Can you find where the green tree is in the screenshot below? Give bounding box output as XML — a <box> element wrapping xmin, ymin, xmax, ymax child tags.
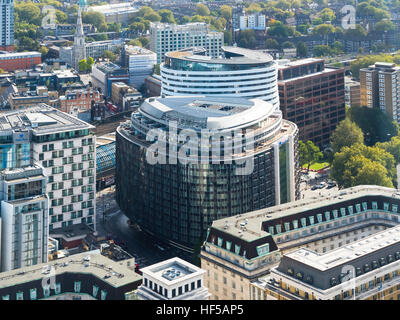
<box><xmin>374</xmin><ymin>20</ymin><xmax>395</xmax><ymax>32</ymax></box>
<box><xmin>219</xmin><ymin>5</ymin><xmax>232</xmax><ymax>20</ymax></box>
<box><xmin>319</xmin><ymin>8</ymin><xmax>336</xmax><ymax>22</ymax></box>
<box><xmin>299</xmin><ymin>140</ymin><xmax>323</xmax><ymax>171</ymax></box>
<box><xmin>265</xmin><ymin>38</ymin><xmax>280</xmax><ymax>49</ymax></box>
<box><xmin>39</xmin><ymin>46</ymin><xmax>49</xmax><ymax>58</ymax></box>
<box><xmin>223</xmin><ymin>31</ymin><xmax>232</xmax><ymax>45</ymax></box>
<box><xmin>282</xmin><ymin>41</ymin><xmax>294</xmax><ymax>48</ymax></box>
<box><xmin>14</xmin><ymin>3</ymin><xmax>41</xmax><ymax>25</ymax></box>
<box><xmin>267</xmin><ymin>21</ymin><xmax>295</xmax><ymax>37</ymax></box>
<box><xmin>313</xmin><ymin>45</ymin><xmax>332</xmax><ymax>57</ymax></box>
<box><xmin>139</xmin><ymin>37</ymin><xmax>149</xmax><ymax>47</ymax></box>
<box><xmin>56</xmin><ymin>10</ymin><xmax>68</xmax><ymax>24</ymax></box>
<box><xmin>144</xmin><ymin>12</ymin><xmax>161</xmax><ymax>22</ymax></box>
<box><xmin>376</xmin><ymin>136</ymin><xmax>400</xmax><ymax>163</ymax></box>
<box><xmin>158</xmin><ymin>9</ymin><xmax>175</xmax><ymax>23</ymax></box>
<box><xmin>330</xmin><ymin>118</ymin><xmax>364</xmax><ymax>153</ymax></box>
<box><xmin>296</xmin><ymin>41</ymin><xmax>308</xmax><ymax>57</ymax></box>
<box><xmin>344</xmin><ymin>24</ymin><xmax>367</xmax><ymax>39</ymax></box>
<box><xmin>78</xmin><ymin>59</ymin><xmax>88</xmax><ymax>72</ymax></box>
<box><xmin>102</xmin><ymin>50</ymin><xmax>117</xmax><ymax>62</ymax></box>
<box><xmin>129</xmin><ymin>22</ymin><xmax>145</xmax><ymax>34</ymax></box>
<box><xmin>128</xmin><ymin>39</ymin><xmax>142</xmax><ymax>47</ymax></box>
<box><xmin>348</xmin><ymin>106</ymin><xmax>398</xmax><ymax>146</ymax></box>
<box><xmin>82</xmin><ymin>11</ymin><xmax>106</xmax><ymax>30</ymax></box>
<box><xmin>238</xmin><ymin>29</ymin><xmax>256</xmax><ymax>48</ymax></box>
<box><xmin>296</xmin><ymin>24</ymin><xmax>309</xmax><ymax>35</ymax></box>
<box><xmin>312</xmin><ymin>24</ymin><xmax>335</xmax><ymax>36</ymax></box>
<box><xmin>196</xmin><ymin>3</ymin><xmax>210</xmax><ymax>16</ymax></box>
<box><xmin>331</xmin><ymin>144</ymin><xmax>395</xmax><ymax>188</ymax></box>
<box><xmin>246</xmin><ymin>3</ymin><xmax>262</xmax><ymax>13</ymax></box>
<box><xmin>107</xmin><ymin>22</ymin><xmax>121</xmax><ymax>33</ymax></box>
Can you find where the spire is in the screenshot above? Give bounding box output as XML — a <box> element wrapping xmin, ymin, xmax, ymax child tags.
<box><xmin>73</xmin><ymin>5</ymin><xmax>86</xmax><ymax>71</ymax></box>
<box><xmin>75</xmin><ymin>6</ymin><xmax>84</xmax><ymax>38</ymax></box>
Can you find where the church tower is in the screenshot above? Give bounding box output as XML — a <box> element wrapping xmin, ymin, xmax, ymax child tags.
<box><xmin>73</xmin><ymin>1</ymin><xmax>86</xmax><ymax>71</ymax></box>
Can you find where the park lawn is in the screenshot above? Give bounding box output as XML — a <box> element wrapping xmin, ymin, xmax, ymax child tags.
<box><xmin>302</xmin><ymin>161</ymin><xmax>330</xmax><ymax>171</ymax></box>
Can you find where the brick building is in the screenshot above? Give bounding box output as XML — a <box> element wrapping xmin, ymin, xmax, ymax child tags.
<box><xmin>0</xmin><ymin>52</ymin><xmax>41</xmax><ymax>72</ymax></box>
<box><xmin>277</xmin><ymin>58</ymin><xmax>345</xmax><ymax>147</ymax></box>
<box><xmin>59</xmin><ymin>89</ymin><xmax>102</xmax><ymax>114</ymax></box>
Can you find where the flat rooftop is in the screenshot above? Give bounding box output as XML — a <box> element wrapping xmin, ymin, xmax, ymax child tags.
<box><xmin>277</xmin><ymin>58</ymin><xmax>324</xmax><ymax>69</ymax></box>
<box><xmin>0</xmin><ymin>52</ymin><xmax>41</xmax><ymax>58</ymax></box>
<box><xmin>211</xmin><ymin>185</ymin><xmax>400</xmax><ymax>242</ymax></box>
<box><xmin>0</xmin><ymin>104</ymin><xmax>94</xmax><ymax>134</ymax></box>
<box><xmin>165</xmin><ymin>46</ymin><xmax>273</xmax><ymax>65</ymax></box>
<box><xmin>0</xmin><ymin>250</ymin><xmax>141</xmax><ymax>289</ymax></box>
<box><xmin>140</xmin><ymin>96</ymin><xmax>276</xmax><ymax>131</ymax></box>
<box><xmin>278</xmin><ymin>67</ymin><xmax>342</xmax><ymax>83</ymax></box>
<box><xmin>286</xmin><ymin>225</ymin><xmax>400</xmax><ymax>271</ymax></box>
<box><xmin>124</xmin><ymin>45</ymin><xmax>156</xmax><ymax>56</ymax></box>
<box><xmin>89</xmin><ymin>3</ymin><xmax>139</xmax><ymax>15</ymax></box>
<box><xmin>141</xmin><ymin>257</ymin><xmax>204</xmax><ymax>285</ymax></box>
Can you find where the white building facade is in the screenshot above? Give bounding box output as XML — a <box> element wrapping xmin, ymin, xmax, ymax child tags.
<box><xmin>136</xmin><ymin>257</ymin><xmax>210</xmax><ymax>300</ymax></box>
<box><xmin>150</xmin><ymin>22</ymin><xmax>224</xmax><ymax>64</ymax></box>
<box><xmin>123</xmin><ymin>45</ymin><xmax>157</xmax><ymax>89</ymax></box>
<box><xmin>0</xmin><ymin>165</ymin><xmax>49</xmax><ymax>272</ymax></box>
<box><xmin>160</xmin><ymin>46</ymin><xmax>280</xmax><ymax>110</ymax></box>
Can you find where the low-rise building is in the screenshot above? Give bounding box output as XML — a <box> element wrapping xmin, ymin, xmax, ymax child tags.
<box><xmin>110</xmin><ymin>82</ymin><xmax>140</xmax><ymax>109</ymax></box>
<box><xmin>0</xmin><ymin>250</ymin><xmax>142</xmax><ymax>300</ymax></box>
<box><xmin>88</xmin><ymin>3</ymin><xmax>140</xmax><ymax>24</ymax></box>
<box><xmin>9</xmin><ymin>88</ymin><xmax>50</xmax><ymax>110</ymax></box>
<box><xmin>136</xmin><ymin>257</ymin><xmax>210</xmax><ymax>300</ymax></box>
<box><xmin>59</xmin><ymin>89</ymin><xmax>102</xmax><ymax>114</ymax></box>
<box><xmin>0</xmin><ymin>52</ymin><xmax>41</xmax><ymax>72</ymax></box>
<box><xmin>91</xmin><ymin>62</ymin><xmax>129</xmax><ymax>97</ymax></box>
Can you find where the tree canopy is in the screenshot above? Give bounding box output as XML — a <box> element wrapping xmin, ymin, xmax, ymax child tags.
<box><xmin>330</xmin><ymin>143</ymin><xmax>395</xmax><ymax>188</ymax></box>
<box><xmin>299</xmin><ymin>140</ymin><xmax>323</xmax><ymax>171</ymax></box>
<box><xmin>330</xmin><ymin>118</ymin><xmax>364</xmax><ymax>153</ymax></box>
<box><xmin>348</xmin><ymin>106</ymin><xmax>399</xmax><ymax>146</ymax></box>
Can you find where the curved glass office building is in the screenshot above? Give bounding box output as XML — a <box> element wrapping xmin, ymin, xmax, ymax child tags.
<box><xmin>160</xmin><ymin>47</ymin><xmax>280</xmax><ymax>111</ymax></box>
<box><xmin>116</xmin><ymin>96</ymin><xmax>299</xmax><ymax>250</ymax></box>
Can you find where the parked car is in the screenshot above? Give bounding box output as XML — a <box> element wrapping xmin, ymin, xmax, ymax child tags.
<box><xmin>327</xmin><ymin>182</ymin><xmax>336</xmax><ymax>189</ymax></box>
<box><xmin>311</xmin><ymin>185</ymin><xmax>319</xmax><ymax>191</ymax></box>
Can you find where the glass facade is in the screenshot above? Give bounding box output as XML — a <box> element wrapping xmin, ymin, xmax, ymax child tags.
<box><xmin>0</xmin><ymin>143</ymin><xmax>30</xmax><ymax>169</ymax></box>
<box><xmin>96</xmin><ymin>142</ymin><xmax>115</xmax><ymax>174</ymax></box>
<box><xmin>116</xmin><ymin>131</ymin><xmax>278</xmax><ymax>248</ymax></box>
<box><xmin>165</xmin><ymin>57</ymin><xmax>274</xmax><ymax>72</ymax></box>
<box><xmin>279</xmin><ymin>141</ymin><xmax>290</xmax><ymax>204</ymax></box>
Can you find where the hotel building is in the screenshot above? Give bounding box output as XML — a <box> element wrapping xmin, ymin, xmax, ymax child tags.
<box><xmin>0</xmin><ymin>105</ymin><xmax>96</xmax><ymax>247</ymax></box>
<box><xmin>116</xmin><ymin>96</ymin><xmax>299</xmax><ymax>251</ymax></box>
<box><xmin>160</xmin><ymin>47</ymin><xmax>280</xmax><ymax>111</ymax></box>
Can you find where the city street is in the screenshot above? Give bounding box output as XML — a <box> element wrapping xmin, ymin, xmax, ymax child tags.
<box><xmin>300</xmin><ymin>169</ymin><xmax>339</xmax><ymax>200</ymax></box>
<box><xmin>95</xmin><ymin>187</ymin><xmax>193</xmax><ymax>268</ymax></box>
<box><xmin>93</xmin><ymin>168</ymin><xmax>338</xmax><ymax>268</ymax></box>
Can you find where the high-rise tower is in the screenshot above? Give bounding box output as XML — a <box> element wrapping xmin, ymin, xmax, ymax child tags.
<box><xmin>73</xmin><ymin>1</ymin><xmax>86</xmax><ymax>70</ymax></box>
<box><xmin>0</xmin><ymin>0</ymin><xmax>14</xmax><ymax>52</ymax></box>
